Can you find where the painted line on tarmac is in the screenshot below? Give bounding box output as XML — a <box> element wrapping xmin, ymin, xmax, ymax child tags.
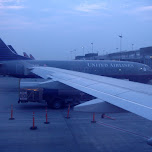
<box><xmin>70</xmin><ymin>118</ymin><xmax>90</xmax><ymax>120</ymax></box>
<box><xmin>97</xmin><ymin>121</ymin><xmax>149</xmax><ymax>139</ymax></box>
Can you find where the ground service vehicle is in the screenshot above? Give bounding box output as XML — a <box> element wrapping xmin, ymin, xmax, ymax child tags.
<box><xmin>18</xmin><ymin>88</ymin><xmax>93</xmax><ymax>109</ymax></box>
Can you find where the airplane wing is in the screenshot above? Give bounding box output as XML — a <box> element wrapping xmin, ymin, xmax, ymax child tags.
<box><xmin>32</xmin><ymin>66</ymin><xmax>152</xmax><ymax>121</ymax></box>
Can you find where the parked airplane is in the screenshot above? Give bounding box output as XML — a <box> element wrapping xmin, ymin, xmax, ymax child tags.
<box><xmin>0</xmin><ymin>38</ymin><xmax>152</xmax><ymax>82</ymax></box>
<box><xmin>1</xmin><ymin>38</ymin><xmax>152</xmax><ymax>145</ymax></box>
<box><xmin>0</xmin><ymin>38</ymin><xmax>152</xmax><ymax>107</ymax></box>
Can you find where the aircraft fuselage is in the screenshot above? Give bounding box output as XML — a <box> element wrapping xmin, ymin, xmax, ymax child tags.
<box><xmin>1</xmin><ymin>60</ymin><xmax>152</xmax><ymax>83</ymax></box>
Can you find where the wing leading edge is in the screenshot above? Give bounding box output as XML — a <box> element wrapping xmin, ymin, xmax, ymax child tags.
<box><xmin>32</xmin><ymin>66</ymin><xmax>152</xmax><ymax>121</ymax></box>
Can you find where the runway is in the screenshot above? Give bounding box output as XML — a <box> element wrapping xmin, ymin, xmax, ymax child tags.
<box><xmin>0</xmin><ymin>77</ymin><xmax>152</xmax><ymax>152</ymax></box>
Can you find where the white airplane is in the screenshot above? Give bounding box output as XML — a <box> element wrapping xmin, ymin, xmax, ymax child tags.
<box><xmin>32</xmin><ymin>66</ymin><xmax>152</xmax><ymax>145</ymax></box>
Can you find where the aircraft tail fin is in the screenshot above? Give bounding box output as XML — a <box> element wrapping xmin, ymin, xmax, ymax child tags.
<box><xmin>29</xmin><ymin>54</ymin><xmax>35</xmax><ymax>60</ymax></box>
<box><xmin>8</xmin><ymin>45</ymin><xmax>18</xmax><ymax>54</ymax></box>
<box><xmin>23</xmin><ymin>52</ymin><xmax>30</xmax><ymax>58</ymax></box>
<box><xmin>0</xmin><ymin>38</ymin><xmax>30</xmax><ymax>61</ymax></box>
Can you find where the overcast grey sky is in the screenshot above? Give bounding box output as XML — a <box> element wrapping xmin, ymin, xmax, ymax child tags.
<box><xmin>0</xmin><ymin>0</ymin><xmax>152</xmax><ymax>60</ymax></box>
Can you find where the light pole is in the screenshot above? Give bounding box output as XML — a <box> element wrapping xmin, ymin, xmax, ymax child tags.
<box><xmin>103</xmin><ymin>50</ymin><xmax>105</xmax><ymax>55</ymax></box>
<box><xmin>70</xmin><ymin>51</ymin><xmax>73</xmax><ymax>60</ymax></box>
<box><xmin>91</xmin><ymin>43</ymin><xmax>94</xmax><ymax>53</ymax></box>
<box><xmin>119</xmin><ymin>34</ymin><xmax>123</xmax><ymax>59</ymax></box>
<box><xmin>132</xmin><ymin>44</ymin><xmax>134</xmax><ymax>51</ymax></box>
<box><xmin>73</xmin><ymin>49</ymin><xmax>76</xmax><ymax>59</ymax></box>
<box><xmin>119</xmin><ymin>34</ymin><xmax>123</xmax><ymax>52</ymax></box>
<box><xmin>82</xmin><ymin>46</ymin><xmax>85</xmax><ymax>56</ymax></box>
<box><xmin>70</xmin><ymin>49</ymin><xmax>76</xmax><ymax>60</ymax></box>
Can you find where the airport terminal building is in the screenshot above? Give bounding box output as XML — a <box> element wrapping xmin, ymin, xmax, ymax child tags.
<box><xmin>76</xmin><ymin>46</ymin><xmax>152</xmax><ymax>68</ymax></box>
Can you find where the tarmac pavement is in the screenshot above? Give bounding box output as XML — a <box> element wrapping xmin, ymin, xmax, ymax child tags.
<box><xmin>0</xmin><ymin>77</ymin><xmax>152</xmax><ymax>152</ymax></box>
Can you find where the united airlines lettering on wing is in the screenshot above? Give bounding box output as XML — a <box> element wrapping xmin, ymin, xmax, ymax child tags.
<box><xmin>87</xmin><ymin>63</ymin><xmax>134</xmax><ymax>68</ymax></box>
